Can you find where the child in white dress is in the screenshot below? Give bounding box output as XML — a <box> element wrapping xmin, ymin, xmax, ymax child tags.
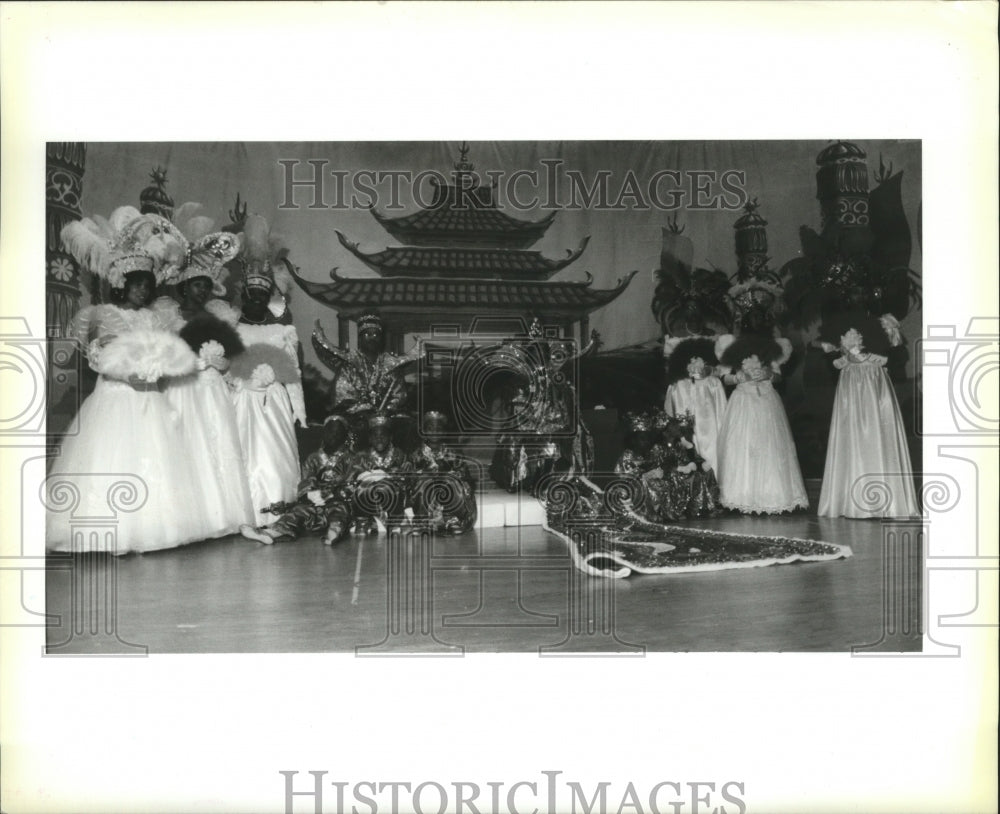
<box><xmin>817</xmin><ymin>312</ymin><xmax>919</xmax><ymax>518</ymax></box>
<box><xmin>714</xmin><ymin>283</ymin><xmax>808</xmax><ymax>514</ymax></box>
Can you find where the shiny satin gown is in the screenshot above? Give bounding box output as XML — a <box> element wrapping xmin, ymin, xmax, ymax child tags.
<box><xmin>818</xmin><ymin>354</ymin><xmax>919</xmax><ymax>518</ymax></box>
<box><xmin>664</xmin><ymin>376</ymin><xmax>727</xmax><ymax>474</ymax></box>
<box><xmin>167</xmin><ymin>364</ymin><xmax>255</xmax><ymax>538</ymax></box>
<box><xmin>46</xmin><ymin>306</ymin><xmax>207</xmax><ymax>554</ymax></box>
<box><xmin>716</xmin><ymin>379</ymin><xmax>809</xmax><ymax>514</ymax></box>
<box><xmin>232</xmin><ymin>323</ymin><xmax>305</xmax><ymax>526</ymax></box>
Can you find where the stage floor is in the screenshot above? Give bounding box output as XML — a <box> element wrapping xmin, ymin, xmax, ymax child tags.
<box><xmin>44</xmin><ymin>507</ymin><xmax>921</xmax><ymax>654</ymax></box>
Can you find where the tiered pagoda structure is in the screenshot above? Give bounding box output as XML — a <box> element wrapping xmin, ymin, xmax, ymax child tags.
<box><xmin>291</xmin><ymin>144</ymin><xmax>637</xmax><ymax>350</ymax></box>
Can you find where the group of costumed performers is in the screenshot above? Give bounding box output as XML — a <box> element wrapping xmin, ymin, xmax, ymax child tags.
<box><xmin>47</xmin><ymin>204</ymin><xmax>307</xmax><ymax>555</ymax></box>
<box><xmin>614</xmin><ymin>410</ymin><xmax>722</xmax><ymax>521</ymax></box>
<box><xmin>655</xmin><ymin>278</ymin><xmax>917</xmax><ymax>519</ymax></box>
<box><xmin>489</xmin><ymin>319</ymin><xmax>598</xmax><ymax>495</ymax></box>
<box><xmin>656</xmin><ymin>278</ymin><xmax>809</xmax><ymax>515</ymax></box>
<box><xmin>239</xmin><ymin>409</ymin><xmax>478</xmax><ymax>546</ymax></box>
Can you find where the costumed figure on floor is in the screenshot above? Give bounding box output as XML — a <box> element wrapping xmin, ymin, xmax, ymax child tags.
<box><xmin>239</xmin><ymin>414</ymin><xmax>358</xmax><ymax>546</ymax></box>
<box><xmin>613</xmin><ymin>412</ymin><xmax>720</xmax><ymax>523</ymax></box>
<box><xmin>312</xmin><ymin>310</ymin><xmax>423</xmax><ymax>444</ymax></box>
<box><xmin>714</xmin><ymin>280</ymin><xmax>809</xmax><ymax>514</ymax></box>
<box><xmin>47</xmin><ymin>206</ymin><xmax>208</xmax><ymax>554</ymax></box>
<box><xmin>154</xmin><ymin>213</ymin><xmax>255</xmax><ymax>538</ymax></box>
<box><xmin>816</xmin><ymin>311</ymin><xmax>919</xmax><ymax>518</ymax></box>
<box><xmin>409</xmin><ymin>411</ymin><xmax>478</xmax><ymax>534</ymax></box>
<box><xmin>489</xmin><ymin>318</ymin><xmax>599</xmax><ymax>495</ymax></box>
<box><xmin>351</xmin><ymin>413</ymin><xmax>413</xmax><ymax>534</ymax></box>
<box><xmin>225</xmin><ymin>214</ymin><xmax>307</xmax><ymax>526</ymax></box>
<box><xmin>649</xmin><ymin>410</ymin><xmax>721</xmax><ymax>518</ymax></box>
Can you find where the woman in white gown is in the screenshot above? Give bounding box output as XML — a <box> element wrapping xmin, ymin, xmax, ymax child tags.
<box><xmin>47</xmin><ymin>207</ymin><xmax>207</xmax><ymax>555</ymax></box>
<box><xmin>662</xmin><ymin>335</ymin><xmax>727</xmax><ymax>474</ymax></box>
<box><xmin>226</xmin><ymin>215</ymin><xmax>306</xmax><ymax>526</ymax></box>
<box><xmin>714</xmin><ymin>283</ymin><xmax>808</xmax><ymax>514</ymax></box>
<box><xmin>156</xmin><ymin>231</ymin><xmax>255</xmax><ymax>539</ymax></box>
<box><xmin>818</xmin><ymin>313</ymin><xmax>919</xmax><ymax>518</ymax></box>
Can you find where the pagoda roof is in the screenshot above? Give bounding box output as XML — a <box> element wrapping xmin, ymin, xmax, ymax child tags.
<box><xmin>290</xmin><ymin>266</ymin><xmax>638</xmax><ymax>320</ymax></box>
<box><xmin>370</xmin><ymin>181</ymin><xmax>557</xmax><ymax>249</ymax></box>
<box><xmin>335</xmin><ymin>230</ymin><xmax>590</xmax><ymax>280</ymax></box>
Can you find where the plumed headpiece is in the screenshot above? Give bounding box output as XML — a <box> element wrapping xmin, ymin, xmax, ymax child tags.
<box><xmin>368</xmin><ymin>413</ymin><xmax>391</xmax><ymax>429</ymax></box>
<box><xmin>60</xmin><ymin>206</ymin><xmax>188</xmax><ymax>289</ymax></box>
<box><xmin>239</xmin><ymin>214</ymin><xmax>293</xmax><ymax>317</ymax></box>
<box><xmin>173</xmin><ymin>204</ymin><xmax>242</xmax><ymax>296</ymax></box>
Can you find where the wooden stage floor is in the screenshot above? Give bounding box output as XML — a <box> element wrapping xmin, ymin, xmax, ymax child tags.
<box><xmin>44</xmin><ymin>509</ymin><xmax>922</xmax><ymax>655</ymax></box>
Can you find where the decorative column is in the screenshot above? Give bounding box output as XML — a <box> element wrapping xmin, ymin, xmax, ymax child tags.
<box><xmin>45</xmin><ymin>143</ymin><xmax>86</xmax><ymax>338</ymax></box>
<box><xmin>815</xmin><ymin>140</ymin><xmax>871</xmax><ymax>243</ymax></box>
<box><xmin>733</xmin><ymin>198</ymin><xmax>769</xmax><ymax>282</ymax></box>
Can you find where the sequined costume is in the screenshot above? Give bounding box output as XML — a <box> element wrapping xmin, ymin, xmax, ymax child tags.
<box><xmin>489</xmin><ymin>326</ymin><xmax>598</xmax><ymax>494</ymax></box>
<box><xmin>351</xmin><ymin>444</ymin><xmax>413</xmax><ymax>529</ymax></box>
<box><xmin>312</xmin><ymin>319</ymin><xmax>422</xmax><ymax>438</ymax></box>
<box><xmin>613</xmin><ymin>415</ymin><xmax>720</xmax><ymax>522</ymax></box>
<box><xmin>264</xmin><ymin>447</ymin><xmax>358</xmax><ymax>541</ymax></box>
<box><xmin>409</xmin><ymin>443</ymin><xmax>478</xmax><ymax>533</ymax></box>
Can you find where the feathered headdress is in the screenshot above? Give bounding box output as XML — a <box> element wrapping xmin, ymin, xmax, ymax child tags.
<box><xmin>60</xmin><ymin>205</ymin><xmax>188</xmax><ymax>288</ymax></box>
<box><xmin>171</xmin><ymin>204</ymin><xmax>242</xmax><ymax>295</ymax></box>
<box><xmin>240</xmin><ymin>214</ymin><xmax>293</xmax><ymax>318</ymax></box>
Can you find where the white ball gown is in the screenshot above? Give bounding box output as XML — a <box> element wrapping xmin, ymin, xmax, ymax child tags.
<box><xmin>230</xmin><ymin>322</ymin><xmax>307</xmax><ymax>525</ymax></box>
<box><xmin>664</xmin><ymin>376</ymin><xmax>727</xmax><ymax>474</ymax></box>
<box><xmin>46</xmin><ymin>305</ymin><xmax>207</xmax><ymax>555</ymax></box>
<box><xmin>715</xmin><ymin>337</ymin><xmax>808</xmax><ymax>514</ymax></box>
<box><xmin>818</xmin><ymin>353</ymin><xmax>919</xmax><ymax>518</ymax></box>
<box><xmin>158</xmin><ymin>299</ymin><xmax>255</xmax><ymax>538</ymax></box>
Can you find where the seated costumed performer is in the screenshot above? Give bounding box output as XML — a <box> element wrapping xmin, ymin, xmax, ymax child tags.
<box><xmin>351</xmin><ymin>413</ymin><xmax>413</xmax><ymax>535</ymax></box>
<box><xmin>409</xmin><ymin>411</ymin><xmax>479</xmax><ymax>534</ymax></box>
<box><xmin>312</xmin><ymin>310</ymin><xmax>423</xmax><ymax>443</ymax></box>
<box><xmin>240</xmin><ymin>414</ymin><xmax>358</xmax><ymax>546</ymax></box>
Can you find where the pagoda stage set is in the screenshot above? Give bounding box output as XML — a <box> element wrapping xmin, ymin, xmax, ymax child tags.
<box><xmin>43</xmin><ymin>140</ymin><xmax>927</xmax><ymax>653</ymax></box>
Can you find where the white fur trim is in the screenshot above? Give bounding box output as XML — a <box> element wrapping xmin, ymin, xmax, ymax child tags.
<box><xmin>96</xmin><ymin>330</ymin><xmax>197</xmax><ymax>382</ymax></box>
<box><xmin>714</xmin><ymin>333</ymin><xmax>736</xmax><ymax>360</ymax></box>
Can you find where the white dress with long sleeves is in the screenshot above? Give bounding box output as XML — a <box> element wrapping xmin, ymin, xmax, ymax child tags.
<box><xmin>714</xmin><ymin>338</ymin><xmax>808</xmax><ymax>514</ymax></box>
<box><xmin>664</xmin><ymin>376</ymin><xmax>728</xmax><ymax>474</ymax></box>
<box><xmin>230</xmin><ymin>322</ymin><xmax>307</xmax><ymax>525</ymax></box>
<box><xmin>158</xmin><ymin>298</ymin><xmax>255</xmax><ymax>539</ymax></box>
<box><xmin>818</xmin><ymin>352</ymin><xmax>919</xmax><ymax>518</ymax></box>
<box><xmin>46</xmin><ymin>305</ymin><xmax>207</xmax><ymax>554</ymax></box>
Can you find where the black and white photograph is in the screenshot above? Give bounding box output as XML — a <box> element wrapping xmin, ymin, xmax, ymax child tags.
<box><xmin>1</xmin><ymin>3</ymin><xmax>996</xmax><ymax>814</ymax></box>
<box><xmin>41</xmin><ymin>138</ymin><xmax>925</xmax><ymax>655</ymax></box>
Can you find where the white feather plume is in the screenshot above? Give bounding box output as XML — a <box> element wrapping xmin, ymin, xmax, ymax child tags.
<box><xmin>108</xmin><ymin>205</ymin><xmax>143</xmax><ymax>235</ymax></box>
<box><xmin>60</xmin><ymin>218</ymin><xmax>112</xmax><ymax>274</ymax></box>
